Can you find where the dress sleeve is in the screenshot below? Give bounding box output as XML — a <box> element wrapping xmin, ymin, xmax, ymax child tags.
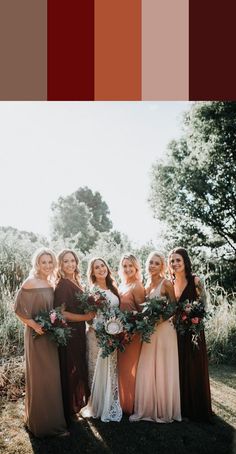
<box><xmin>14</xmin><ymin>289</ymin><xmax>32</xmax><ymax>319</ymax></box>
<box><xmin>54</xmin><ymin>279</ymin><xmax>71</xmax><ymax>309</ymax></box>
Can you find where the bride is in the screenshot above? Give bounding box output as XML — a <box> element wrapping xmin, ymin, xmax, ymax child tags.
<box><xmin>81</xmin><ymin>257</ymin><xmax>122</xmax><ymax>422</ymax></box>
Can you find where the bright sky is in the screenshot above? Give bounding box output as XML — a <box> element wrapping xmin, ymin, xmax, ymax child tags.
<box><xmin>0</xmin><ymin>102</ymin><xmax>192</xmax><ymax>246</ymax></box>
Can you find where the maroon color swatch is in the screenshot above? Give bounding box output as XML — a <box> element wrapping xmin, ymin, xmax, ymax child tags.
<box><xmin>189</xmin><ymin>0</ymin><xmax>236</xmax><ymax>100</ymax></box>
<box><xmin>47</xmin><ymin>0</ymin><xmax>94</xmax><ymax>100</ymax></box>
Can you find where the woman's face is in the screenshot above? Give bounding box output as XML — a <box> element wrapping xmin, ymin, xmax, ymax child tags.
<box><xmin>169</xmin><ymin>253</ymin><xmax>185</xmax><ymax>274</ymax></box>
<box><xmin>122</xmin><ymin>259</ymin><xmax>136</xmax><ymax>281</ymax></box>
<box><xmin>93</xmin><ymin>260</ymin><xmax>108</xmax><ymax>281</ymax></box>
<box><xmin>61</xmin><ymin>252</ymin><xmax>77</xmax><ymax>278</ymax></box>
<box><xmin>38</xmin><ymin>254</ymin><xmax>54</xmax><ymax>279</ymax></box>
<box><xmin>148</xmin><ymin>255</ymin><xmax>163</xmax><ymax>277</ymax></box>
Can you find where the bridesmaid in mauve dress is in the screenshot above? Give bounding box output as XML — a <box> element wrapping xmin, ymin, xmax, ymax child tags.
<box><xmin>54</xmin><ymin>249</ymin><xmax>95</xmax><ymax>425</ymax></box>
<box><xmin>130</xmin><ymin>252</ymin><xmax>181</xmax><ymax>423</ymax></box>
<box><xmin>168</xmin><ymin>247</ymin><xmax>212</xmax><ymax>422</ymax></box>
<box><xmin>117</xmin><ymin>254</ymin><xmax>145</xmax><ymax>415</ymax></box>
<box><xmin>14</xmin><ymin>248</ymin><xmax>68</xmax><ymax>438</ymax></box>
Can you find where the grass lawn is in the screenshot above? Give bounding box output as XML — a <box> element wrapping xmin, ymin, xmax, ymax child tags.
<box><xmin>0</xmin><ymin>364</ymin><xmax>235</xmax><ymax>454</ymax></box>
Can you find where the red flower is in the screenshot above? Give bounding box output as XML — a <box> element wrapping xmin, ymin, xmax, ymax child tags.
<box><xmin>182</xmin><ymin>313</ymin><xmax>187</xmax><ymax>321</ymax></box>
<box><xmin>191</xmin><ymin>317</ymin><xmax>199</xmax><ymax>324</ymax></box>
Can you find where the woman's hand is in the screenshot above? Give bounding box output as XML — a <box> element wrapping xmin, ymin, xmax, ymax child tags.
<box><xmin>29</xmin><ymin>320</ymin><xmax>44</xmax><ymax>335</ymax></box>
<box><xmin>85</xmin><ymin>311</ymin><xmax>96</xmax><ymax>321</ymax></box>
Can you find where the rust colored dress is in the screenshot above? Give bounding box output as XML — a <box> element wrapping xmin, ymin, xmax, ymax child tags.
<box><xmin>177</xmin><ymin>275</ymin><xmax>212</xmax><ymax>421</ymax></box>
<box><xmin>14</xmin><ymin>288</ymin><xmax>67</xmax><ymax>438</ymax></box>
<box><xmin>54</xmin><ymin>278</ymin><xmax>90</xmax><ymax>423</ymax></box>
<box><xmin>118</xmin><ymin>285</ymin><xmax>143</xmax><ymax>415</ymax></box>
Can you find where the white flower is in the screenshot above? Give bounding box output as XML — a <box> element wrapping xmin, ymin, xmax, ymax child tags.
<box><xmin>105</xmin><ymin>317</ymin><xmax>123</xmax><ymax>335</ymax></box>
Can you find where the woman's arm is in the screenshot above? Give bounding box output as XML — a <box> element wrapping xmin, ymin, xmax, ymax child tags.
<box><xmin>132</xmin><ymin>282</ymin><xmax>145</xmax><ymax>311</ymax></box>
<box><xmin>194</xmin><ymin>276</ymin><xmax>207</xmax><ymax>306</ymax></box>
<box><xmin>15</xmin><ymin>314</ymin><xmax>44</xmax><ymax>335</ymax></box>
<box><xmin>163</xmin><ymin>280</ymin><xmax>176</xmax><ymax>304</ymax></box>
<box><xmin>62</xmin><ymin>310</ymin><xmax>95</xmax><ymax>322</ymax></box>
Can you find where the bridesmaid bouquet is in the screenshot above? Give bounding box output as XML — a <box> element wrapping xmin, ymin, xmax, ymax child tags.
<box><xmin>32</xmin><ymin>306</ymin><xmax>72</xmax><ymax>346</ymax></box>
<box><xmin>119</xmin><ymin>310</ymin><xmax>155</xmax><ymax>343</ymax></box>
<box><xmin>75</xmin><ymin>288</ymin><xmax>109</xmax><ymax>314</ymax></box>
<box><xmin>141</xmin><ymin>296</ymin><xmax>176</xmax><ymax>326</ymax></box>
<box><xmin>174</xmin><ymin>299</ymin><xmax>206</xmax><ymax>347</ymax></box>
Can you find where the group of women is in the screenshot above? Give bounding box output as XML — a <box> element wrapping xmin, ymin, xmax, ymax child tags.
<box><xmin>14</xmin><ymin>246</ymin><xmax>212</xmax><ymax>438</ymax></box>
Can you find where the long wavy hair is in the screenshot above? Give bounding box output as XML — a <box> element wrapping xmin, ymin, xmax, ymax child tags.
<box><xmin>168</xmin><ymin>247</ymin><xmax>193</xmax><ymax>283</ymax></box>
<box><xmin>29</xmin><ymin>247</ymin><xmax>57</xmax><ymax>283</ymax></box>
<box><xmin>145</xmin><ymin>251</ymin><xmax>166</xmax><ymax>286</ymax></box>
<box><xmin>56</xmin><ymin>249</ymin><xmax>82</xmax><ymax>289</ymax></box>
<box><xmin>87</xmin><ymin>257</ymin><xmax>119</xmax><ymax>299</ymax></box>
<box><xmin>118</xmin><ymin>253</ymin><xmax>142</xmax><ymax>284</ymax></box>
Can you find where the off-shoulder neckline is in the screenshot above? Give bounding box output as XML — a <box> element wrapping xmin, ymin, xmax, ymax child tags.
<box><xmin>21</xmin><ymin>287</ymin><xmax>54</xmax><ymax>292</ymax></box>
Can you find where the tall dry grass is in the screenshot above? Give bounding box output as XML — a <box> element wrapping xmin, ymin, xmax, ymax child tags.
<box><xmin>205</xmin><ymin>287</ymin><xmax>236</xmax><ymax>364</ymax></box>
<box><xmin>0</xmin><ymin>287</ymin><xmax>235</xmax><ymax>364</ymax></box>
<box><xmin>0</xmin><ymin>290</ymin><xmax>24</xmax><ymax>361</ymax></box>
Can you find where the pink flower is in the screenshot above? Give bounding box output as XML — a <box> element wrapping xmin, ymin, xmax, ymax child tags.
<box><xmin>191</xmin><ymin>317</ymin><xmax>199</xmax><ymax>324</ymax></box>
<box><xmin>50</xmin><ymin>311</ymin><xmax>57</xmax><ymax>324</ymax></box>
<box><xmin>182</xmin><ymin>313</ymin><xmax>187</xmax><ymax>321</ymax></box>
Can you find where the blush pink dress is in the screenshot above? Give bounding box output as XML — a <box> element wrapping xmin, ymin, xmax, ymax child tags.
<box><xmin>130</xmin><ymin>279</ymin><xmax>181</xmax><ymax>423</ymax></box>
<box><xmin>118</xmin><ymin>284</ymin><xmax>143</xmax><ymax>415</ymax></box>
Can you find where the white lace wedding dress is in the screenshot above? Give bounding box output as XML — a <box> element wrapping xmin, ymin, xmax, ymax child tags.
<box><xmin>81</xmin><ymin>289</ymin><xmax>122</xmax><ymax>422</ymax></box>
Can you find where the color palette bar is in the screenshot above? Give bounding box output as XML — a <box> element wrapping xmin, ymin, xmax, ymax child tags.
<box><xmin>0</xmin><ymin>1</ymin><xmax>235</xmax><ymax>100</ymax></box>
<box><xmin>94</xmin><ymin>0</ymin><xmax>141</xmax><ymax>101</ymax></box>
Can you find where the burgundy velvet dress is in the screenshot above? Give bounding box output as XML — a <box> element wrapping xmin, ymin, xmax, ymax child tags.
<box><xmin>177</xmin><ymin>275</ymin><xmax>212</xmax><ymax>421</ymax></box>
<box><xmin>54</xmin><ymin>278</ymin><xmax>90</xmax><ymax>423</ymax></box>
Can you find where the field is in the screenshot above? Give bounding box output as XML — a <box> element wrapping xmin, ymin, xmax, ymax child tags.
<box><xmin>0</xmin><ymin>363</ymin><xmax>235</xmax><ymax>454</ymax></box>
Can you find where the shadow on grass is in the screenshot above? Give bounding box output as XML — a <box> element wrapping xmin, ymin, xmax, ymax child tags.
<box><xmin>27</xmin><ymin>414</ymin><xmax>236</xmax><ymax>454</ymax></box>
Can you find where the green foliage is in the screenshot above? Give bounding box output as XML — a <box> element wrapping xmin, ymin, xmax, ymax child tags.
<box><xmin>149</xmin><ymin>101</ymin><xmax>236</xmax><ymax>289</ymax></box>
<box><xmin>50</xmin><ymin>186</ymin><xmax>113</xmax><ymax>253</ymax></box>
<box><xmin>0</xmin><ymin>227</ymin><xmax>48</xmax><ymax>294</ymax></box>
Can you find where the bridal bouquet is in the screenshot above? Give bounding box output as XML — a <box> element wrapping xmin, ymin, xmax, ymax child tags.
<box><xmin>32</xmin><ymin>306</ymin><xmax>72</xmax><ymax>346</ymax></box>
<box><xmin>174</xmin><ymin>299</ymin><xmax>206</xmax><ymax>347</ymax></box>
<box><xmin>75</xmin><ymin>287</ymin><xmax>109</xmax><ymax>314</ymax></box>
<box><xmin>93</xmin><ymin>307</ymin><xmax>128</xmax><ymax>358</ymax></box>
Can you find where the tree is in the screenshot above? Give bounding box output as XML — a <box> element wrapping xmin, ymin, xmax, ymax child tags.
<box><xmin>149</xmin><ymin>102</ymin><xmax>236</xmax><ymax>258</ymax></box>
<box><xmin>50</xmin><ymin>187</ymin><xmax>113</xmax><ymax>253</ymax></box>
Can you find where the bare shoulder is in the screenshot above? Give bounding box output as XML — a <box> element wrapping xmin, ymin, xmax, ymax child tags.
<box><xmin>163</xmin><ymin>278</ymin><xmax>174</xmax><ymax>290</ymax></box>
<box><xmin>22</xmin><ymin>277</ymin><xmax>38</xmax><ymax>289</ymax></box>
<box><xmin>133</xmin><ymin>281</ymin><xmax>145</xmax><ymax>292</ymax></box>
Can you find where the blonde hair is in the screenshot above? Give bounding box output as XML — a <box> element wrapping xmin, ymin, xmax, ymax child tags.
<box><xmin>30</xmin><ymin>247</ymin><xmax>57</xmax><ymax>283</ymax></box>
<box><xmin>57</xmin><ymin>249</ymin><xmax>82</xmax><ymax>288</ymax></box>
<box><xmin>145</xmin><ymin>251</ymin><xmax>166</xmax><ymax>285</ymax></box>
<box><xmin>118</xmin><ymin>253</ymin><xmax>142</xmax><ymax>284</ymax></box>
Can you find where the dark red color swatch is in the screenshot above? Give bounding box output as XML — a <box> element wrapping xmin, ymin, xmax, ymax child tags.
<box><xmin>189</xmin><ymin>0</ymin><xmax>236</xmax><ymax>100</ymax></box>
<box><xmin>47</xmin><ymin>0</ymin><xmax>94</xmax><ymax>100</ymax></box>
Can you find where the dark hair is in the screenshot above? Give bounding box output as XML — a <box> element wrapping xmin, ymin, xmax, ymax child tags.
<box><xmin>168</xmin><ymin>247</ymin><xmax>193</xmax><ymax>282</ymax></box>
<box><xmin>87</xmin><ymin>257</ymin><xmax>120</xmax><ymax>300</ymax></box>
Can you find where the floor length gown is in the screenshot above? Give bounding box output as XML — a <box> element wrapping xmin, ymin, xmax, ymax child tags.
<box><xmin>177</xmin><ymin>275</ymin><xmax>212</xmax><ymax>421</ymax></box>
<box><xmin>54</xmin><ymin>278</ymin><xmax>90</xmax><ymax>423</ymax></box>
<box><xmin>130</xmin><ymin>279</ymin><xmax>181</xmax><ymax>423</ymax></box>
<box><xmin>14</xmin><ymin>288</ymin><xmax>67</xmax><ymax>437</ymax></box>
<box><xmin>118</xmin><ymin>286</ymin><xmax>142</xmax><ymax>415</ymax></box>
<box><xmin>81</xmin><ymin>289</ymin><xmax>122</xmax><ymax>422</ymax></box>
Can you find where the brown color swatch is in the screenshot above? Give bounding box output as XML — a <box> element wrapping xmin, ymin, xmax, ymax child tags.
<box><xmin>0</xmin><ymin>0</ymin><xmax>47</xmax><ymax>100</ymax></box>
